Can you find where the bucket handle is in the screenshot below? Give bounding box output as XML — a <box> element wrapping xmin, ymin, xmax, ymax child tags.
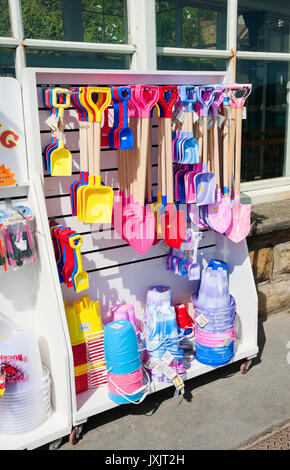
<box><xmin>107</xmin><ymin>366</ymin><xmax>151</xmax><ymax>405</ymax></box>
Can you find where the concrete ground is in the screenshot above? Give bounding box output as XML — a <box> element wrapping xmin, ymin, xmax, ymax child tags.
<box><xmin>59</xmin><ymin>311</ymin><xmax>290</xmax><ymax>451</ymax></box>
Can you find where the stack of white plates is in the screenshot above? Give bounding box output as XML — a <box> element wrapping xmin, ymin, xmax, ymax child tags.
<box><xmin>0</xmin><ymin>366</ymin><xmax>52</xmax><ymax>434</ymax></box>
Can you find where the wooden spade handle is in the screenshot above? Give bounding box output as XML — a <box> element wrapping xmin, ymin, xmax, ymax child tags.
<box><xmin>213</xmin><ymin>115</ymin><xmax>220</xmax><ymax>189</ymax></box>
<box><xmin>222</xmin><ymin>106</ymin><xmax>229</xmax><ymax>190</ymax></box>
<box><xmin>138</xmin><ymin>117</ymin><xmax>150</xmax><ymax>205</ymax></box>
<box><xmin>203</xmin><ymin>116</ymin><xmax>208</xmax><ymax>166</ymax></box>
<box><xmin>228</xmin><ymin>107</ymin><xmax>237</xmax><ymax>192</ymax></box>
<box><xmin>160</xmin><ymin>118</ymin><xmax>166</xmax><ymax>201</ymax></box>
<box><xmin>165</xmin><ymin>117</ymin><xmax>173</xmax><ymax>204</ymax></box>
<box><xmin>135</xmin><ymin>117</ymin><xmax>142</xmax><ymax>202</ymax></box>
<box><xmin>146</xmin><ymin>117</ymin><xmax>152</xmax><ymax>202</ymax></box>
<box><xmin>235</xmin><ymin>107</ymin><xmax>243</xmax><ymax>194</ymax></box>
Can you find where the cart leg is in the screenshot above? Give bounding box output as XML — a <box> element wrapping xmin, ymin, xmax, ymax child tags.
<box><xmin>69</xmin><ymin>424</ymin><xmax>83</xmax><ymax>445</ymax></box>
<box><xmin>240</xmin><ymin>359</ymin><xmax>252</xmax><ymax>374</ymax></box>
<box><xmin>49</xmin><ymin>437</ymin><xmax>63</xmax><ymax>450</ymax></box>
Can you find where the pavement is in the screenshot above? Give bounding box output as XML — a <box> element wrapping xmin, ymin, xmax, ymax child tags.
<box><xmin>58</xmin><ymin>311</ymin><xmax>290</xmax><ymax>451</ymax></box>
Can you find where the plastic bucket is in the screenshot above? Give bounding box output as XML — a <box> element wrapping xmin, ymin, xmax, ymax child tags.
<box><xmin>104</xmin><ymin>321</ymin><xmax>141</xmax><ymax>375</ymax></box>
<box><xmin>0</xmin><ymin>327</ymin><xmax>43</xmax><ymax>393</ymax></box>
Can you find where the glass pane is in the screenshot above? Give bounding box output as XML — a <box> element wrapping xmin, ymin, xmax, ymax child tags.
<box><xmin>237</xmin><ymin>1</ymin><xmax>290</xmax><ymax>53</ymax></box>
<box><xmin>237</xmin><ymin>60</ymin><xmax>289</xmax><ymax>181</ymax></box>
<box><xmin>25</xmin><ymin>49</ymin><xmax>129</xmax><ymax>69</ymax></box>
<box><xmin>156</xmin><ymin>0</ymin><xmax>227</xmax><ymax>50</ymax></box>
<box><xmin>0</xmin><ymin>0</ymin><xmax>12</xmax><ymax>37</ymax></box>
<box><xmin>21</xmin><ymin>0</ymin><xmax>127</xmax><ymax>44</ymax></box>
<box><xmin>157</xmin><ymin>55</ymin><xmax>226</xmax><ymax>71</ymax></box>
<box><xmin>0</xmin><ymin>48</ymin><xmax>15</xmax><ymax>77</ymax></box>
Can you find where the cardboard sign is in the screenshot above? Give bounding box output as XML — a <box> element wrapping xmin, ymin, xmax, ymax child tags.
<box><xmin>0</xmin><ymin>77</ymin><xmax>28</xmax><ymax>185</ymax></box>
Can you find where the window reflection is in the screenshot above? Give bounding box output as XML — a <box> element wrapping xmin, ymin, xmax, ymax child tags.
<box><xmin>21</xmin><ymin>0</ymin><xmax>127</xmax><ymax>44</ymax></box>
<box><xmin>156</xmin><ymin>0</ymin><xmax>227</xmax><ymax>50</ymax></box>
<box><xmin>0</xmin><ymin>0</ymin><xmax>11</xmax><ymax>37</ymax></box>
<box><xmin>237</xmin><ymin>60</ymin><xmax>289</xmax><ymax>181</ymax></box>
<box><xmin>238</xmin><ymin>1</ymin><xmax>290</xmax><ymax>53</ymax></box>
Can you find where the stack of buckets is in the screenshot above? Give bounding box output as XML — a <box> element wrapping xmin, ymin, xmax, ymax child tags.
<box><xmin>64</xmin><ymin>296</ymin><xmax>107</xmax><ymax>395</ymax></box>
<box><xmin>193</xmin><ymin>260</ymin><xmax>236</xmax><ymax>367</ymax></box>
<box><xmin>0</xmin><ymin>327</ymin><xmax>52</xmax><ymax>434</ymax></box>
<box><xmin>110</xmin><ymin>303</ymin><xmax>145</xmax><ymax>361</ymax></box>
<box><xmin>104</xmin><ymin>320</ymin><xmax>147</xmax><ymax>405</ymax></box>
<box><xmin>143</xmin><ymin>286</ymin><xmax>186</xmax><ymax>382</ymax></box>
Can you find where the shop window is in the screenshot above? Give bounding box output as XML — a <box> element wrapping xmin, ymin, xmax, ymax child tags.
<box><xmin>25</xmin><ymin>49</ymin><xmax>129</xmax><ymax>69</ymax></box>
<box><xmin>21</xmin><ymin>0</ymin><xmax>127</xmax><ymax>44</ymax></box>
<box><xmin>0</xmin><ymin>48</ymin><xmax>15</xmax><ymax>77</ymax></box>
<box><xmin>157</xmin><ymin>55</ymin><xmax>226</xmax><ymax>71</ymax></box>
<box><xmin>156</xmin><ymin>0</ymin><xmax>227</xmax><ymax>50</ymax></box>
<box><xmin>0</xmin><ymin>0</ymin><xmax>12</xmax><ymax>37</ymax></box>
<box><xmin>237</xmin><ymin>59</ymin><xmax>289</xmax><ymax>181</ymax></box>
<box><xmin>237</xmin><ymin>0</ymin><xmax>290</xmax><ymax>53</ymax></box>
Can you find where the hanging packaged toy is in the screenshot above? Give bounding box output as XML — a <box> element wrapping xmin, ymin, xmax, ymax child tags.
<box><xmin>0</xmin><ymin>204</ymin><xmax>36</xmax><ymax>270</ymax></box>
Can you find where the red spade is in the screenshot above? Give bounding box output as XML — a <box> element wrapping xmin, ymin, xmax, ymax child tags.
<box><xmin>158</xmin><ymin>86</ymin><xmax>187</xmax><ymax>249</ymax></box>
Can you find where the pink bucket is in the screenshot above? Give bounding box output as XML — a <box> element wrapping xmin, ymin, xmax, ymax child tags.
<box><xmin>195</xmin><ymin>328</ymin><xmax>235</xmax><ymax>347</ymax></box>
<box><xmin>107</xmin><ymin>367</ymin><xmax>144</xmax><ymax>396</ymax></box>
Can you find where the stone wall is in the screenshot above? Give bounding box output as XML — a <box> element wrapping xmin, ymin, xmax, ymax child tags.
<box><xmin>247</xmin><ymin>200</ymin><xmax>290</xmax><ymax>318</ymax></box>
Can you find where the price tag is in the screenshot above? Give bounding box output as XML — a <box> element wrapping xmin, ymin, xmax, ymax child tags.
<box><xmin>192</xmin><ymin>111</ymin><xmax>199</xmax><ymax>123</ymax></box>
<box><xmin>161</xmin><ymin>351</ymin><xmax>174</xmax><ymax>365</ymax></box>
<box><xmin>223</xmin><ymin>335</ymin><xmax>233</xmax><ymax>347</ymax></box>
<box><xmin>217</xmin><ymin>114</ymin><xmax>226</xmax><ymax>127</ymax></box>
<box><xmin>45</xmin><ymin>114</ymin><xmax>59</xmax><ymax>131</ymax></box>
<box><xmin>195</xmin><ymin>314</ymin><xmax>209</xmax><ymax>328</ymax></box>
<box><xmin>80</xmin><ymin>322</ymin><xmax>91</xmax><ymax>333</ymax></box>
<box><xmin>242</xmin><ymin>107</ymin><xmax>247</xmax><ymax>120</ymax></box>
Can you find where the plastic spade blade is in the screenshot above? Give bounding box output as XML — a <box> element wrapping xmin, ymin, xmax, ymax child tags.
<box><xmin>194</xmin><ymin>166</ymin><xmax>216</xmax><ymax>206</ymax></box>
<box><xmin>225</xmin><ymin>193</ymin><xmax>251</xmax><ymax>243</ymax></box>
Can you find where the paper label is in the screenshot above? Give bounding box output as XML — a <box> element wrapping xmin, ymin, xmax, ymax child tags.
<box><xmin>175</xmin><ymin>109</ymin><xmax>184</xmax><ymax>123</ymax></box>
<box><xmin>45</xmin><ymin>114</ymin><xmax>59</xmax><ymax>131</ymax></box>
<box><xmin>161</xmin><ymin>351</ymin><xmax>174</xmax><ymax>365</ymax></box>
<box><xmin>242</xmin><ymin>107</ymin><xmax>247</xmax><ymax>120</ymax></box>
<box><xmin>110</xmin><ymin>323</ymin><xmax>123</xmax><ymax>330</ymax></box>
<box><xmin>217</xmin><ymin>114</ymin><xmax>226</xmax><ymax>127</ymax></box>
<box><xmin>207</xmin><ymin>116</ymin><xmax>213</xmax><ymax>130</ymax></box>
<box><xmin>223</xmin><ymin>335</ymin><xmax>233</xmax><ymax>347</ymax></box>
<box><xmin>192</xmin><ymin>111</ymin><xmax>199</xmax><ymax>123</ymax></box>
<box><xmin>195</xmin><ymin>314</ymin><xmax>209</xmax><ymax>328</ymax></box>
<box><xmin>80</xmin><ymin>322</ymin><xmax>91</xmax><ymax>333</ymax></box>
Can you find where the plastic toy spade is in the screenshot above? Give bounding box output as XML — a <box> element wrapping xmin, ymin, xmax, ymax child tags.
<box><xmin>50</xmin><ymin>88</ymin><xmax>72</xmax><ymax>176</ymax></box>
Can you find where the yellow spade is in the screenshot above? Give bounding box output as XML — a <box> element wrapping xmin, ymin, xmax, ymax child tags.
<box><xmin>69</xmin><ymin>234</ymin><xmax>89</xmax><ymax>293</ymax></box>
<box><xmin>76</xmin><ymin>88</ymin><xmax>105</xmax><ymax>222</ymax></box>
<box><xmin>77</xmin><ymin>296</ymin><xmax>103</xmax><ymax>339</ymax></box>
<box><xmin>64</xmin><ymin>303</ymin><xmax>80</xmax><ymax>346</ymax></box>
<box><xmin>50</xmin><ymin>88</ymin><xmax>72</xmax><ymax>176</ymax></box>
<box><xmin>82</xmin><ymin>87</ymin><xmax>113</xmax><ymax>224</ymax></box>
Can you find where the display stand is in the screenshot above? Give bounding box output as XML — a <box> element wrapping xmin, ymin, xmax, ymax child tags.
<box><xmin>14</xmin><ymin>68</ymin><xmax>258</xmax><ymax>448</ymax></box>
<box><xmin>0</xmin><ymin>78</ymin><xmax>72</xmax><ymax>450</ymax></box>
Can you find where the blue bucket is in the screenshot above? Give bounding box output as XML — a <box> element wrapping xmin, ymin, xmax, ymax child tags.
<box><xmin>104</xmin><ymin>320</ymin><xmax>141</xmax><ymax>375</ymax></box>
<box><xmin>108</xmin><ymin>389</ymin><xmax>144</xmax><ymax>405</ymax></box>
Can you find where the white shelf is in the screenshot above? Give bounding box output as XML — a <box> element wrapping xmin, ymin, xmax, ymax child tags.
<box><xmin>74</xmin><ymin>343</ymin><xmax>258</xmax><ymax>426</ymax></box>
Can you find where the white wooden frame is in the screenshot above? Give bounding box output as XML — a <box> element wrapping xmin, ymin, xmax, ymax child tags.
<box><xmin>0</xmin><ymin>78</ymin><xmax>72</xmax><ymax>450</ymax></box>
<box><xmin>19</xmin><ymin>67</ymin><xmax>258</xmax><ymax>438</ymax></box>
<box><xmin>0</xmin><ymin>0</ymin><xmax>288</xmax><ymax>203</ymax></box>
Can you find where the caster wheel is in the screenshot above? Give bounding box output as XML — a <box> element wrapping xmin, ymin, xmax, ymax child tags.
<box><xmin>49</xmin><ymin>438</ymin><xmax>63</xmax><ymax>450</ymax></box>
<box><xmin>69</xmin><ymin>424</ymin><xmax>83</xmax><ymax>445</ymax></box>
<box><xmin>240</xmin><ymin>360</ymin><xmax>252</xmax><ymax>374</ymax></box>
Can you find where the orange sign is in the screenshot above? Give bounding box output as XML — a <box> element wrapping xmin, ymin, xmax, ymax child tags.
<box><xmin>0</xmin><ymin>165</ymin><xmax>16</xmax><ymax>186</ymax></box>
